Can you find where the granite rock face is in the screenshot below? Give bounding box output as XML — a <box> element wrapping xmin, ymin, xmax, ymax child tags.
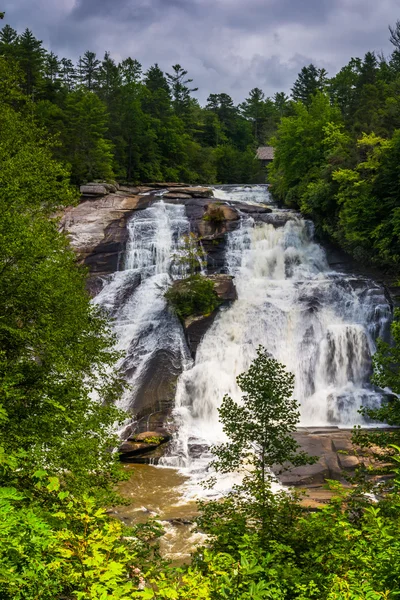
<box><xmin>176</xmin><ymin>274</ymin><xmax>237</xmax><ymax>358</ymax></box>
<box><xmin>59</xmin><ymin>189</ymin><xmax>155</xmax><ymax>291</ymax></box>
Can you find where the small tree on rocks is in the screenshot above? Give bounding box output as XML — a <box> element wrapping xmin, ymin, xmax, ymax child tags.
<box><xmin>198</xmin><ymin>346</ymin><xmax>314</xmax><ymax>549</ymax></box>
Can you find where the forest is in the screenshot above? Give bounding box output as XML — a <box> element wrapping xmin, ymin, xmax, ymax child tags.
<box><xmin>2</xmin><ymin>12</ymin><xmax>400</xmax><ymax>600</ymax></box>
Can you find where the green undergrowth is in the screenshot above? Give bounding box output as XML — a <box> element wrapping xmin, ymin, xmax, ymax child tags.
<box><xmin>165</xmin><ymin>274</ymin><xmax>221</xmax><ymax>319</ymax></box>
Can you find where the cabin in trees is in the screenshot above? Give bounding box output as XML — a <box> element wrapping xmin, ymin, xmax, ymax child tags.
<box><xmin>256</xmin><ymin>146</ymin><xmax>275</xmax><ymax>167</ymax></box>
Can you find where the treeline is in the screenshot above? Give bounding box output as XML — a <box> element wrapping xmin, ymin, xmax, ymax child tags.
<box><xmin>270</xmin><ymin>22</ymin><xmax>400</xmax><ymax>271</ymax></box>
<box><xmin>0</xmin><ymin>24</ymin><xmax>292</xmax><ymax>184</ymax></box>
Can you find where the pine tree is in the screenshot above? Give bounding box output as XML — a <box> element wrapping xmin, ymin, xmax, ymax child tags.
<box><xmin>16</xmin><ymin>28</ymin><xmax>45</xmax><ymax>96</ymax></box>
<box><xmin>43</xmin><ymin>51</ymin><xmax>60</xmax><ymax>83</ymax></box>
<box><xmin>166</xmin><ymin>64</ymin><xmax>198</xmax><ymax>117</ymax></box>
<box><xmin>240</xmin><ymin>87</ymin><xmax>268</xmax><ymax>143</ymax></box>
<box><xmin>64</xmin><ymin>90</ymin><xmax>114</xmax><ymax>183</ymax></box>
<box><xmin>0</xmin><ymin>24</ymin><xmax>18</xmax><ymax>59</ymax></box>
<box><xmin>97</xmin><ymin>51</ymin><xmax>121</xmax><ymax>103</ymax></box>
<box><xmin>78</xmin><ymin>50</ymin><xmax>100</xmax><ymax>91</ymax></box>
<box><xmin>120</xmin><ymin>57</ymin><xmax>142</xmax><ymax>85</ymax></box>
<box><xmin>60</xmin><ymin>57</ymin><xmax>77</xmax><ymax>91</ymax></box>
<box><xmin>291</xmin><ymin>64</ymin><xmax>327</xmax><ymax>105</ymax></box>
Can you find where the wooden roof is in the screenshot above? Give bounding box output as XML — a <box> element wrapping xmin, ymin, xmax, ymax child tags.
<box><xmin>256</xmin><ymin>146</ymin><xmax>275</xmax><ymax>161</ymax></box>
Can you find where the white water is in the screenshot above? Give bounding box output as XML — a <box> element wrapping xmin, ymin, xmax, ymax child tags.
<box><xmin>160</xmin><ymin>186</ymin><xmax>391</xmax><ymax>488</ymax></box>
<box><xmin>91</xmin><ymin>187</ymin><xmax>391</xmax><ymax>495</ymax></box>
<box><xmin>93</xmin><ymin>201</ymin><xmax>191</xmax><ymax>412</ymax></box>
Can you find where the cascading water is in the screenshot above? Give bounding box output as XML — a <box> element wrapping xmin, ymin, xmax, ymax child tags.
<box><xmin>93</xmin><ymin>201</ymin><xmax>191</xmax><ymax>413</ymax></box>
<box><xmin>161</xmin><ymin>186</ymin><xmax>392</xmax><ymax>488</ymax></box>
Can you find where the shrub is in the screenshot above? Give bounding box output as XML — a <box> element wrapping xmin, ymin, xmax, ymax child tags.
<box><xmin>203</xmin><ymin>206</ymin><xmax>226</xmax><ymax>224</ymax></box>
<box><xmin>165</xmin><ymin>275</ymin><xmax>220</xmax><ymax>319</ymax></box>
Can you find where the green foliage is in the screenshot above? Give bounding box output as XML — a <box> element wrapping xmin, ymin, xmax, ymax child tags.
<box><xmin>165</xmin><ymin>275</ymin><xmax>220</xmax><ymax>319</ymax></box>
<box><xmin>203</xmin><ymin>206</ymin><xmax>226</xmax><ymax>224</ymax></box>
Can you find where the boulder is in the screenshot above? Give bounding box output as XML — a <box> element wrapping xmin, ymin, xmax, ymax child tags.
<box><xmin>234</xmin><ymin>202</ymin><xmax>272</xmax><ymax>214</ymax></box>
<box><xmin>168</xmin><ymin>187</ymin><xmax>213</xmax><ymax>198</ymax></box>
<box><xmin>338</xmin><ymin>454</ymin><xmax>360</xmax><ymax>471</ymax></box>
<box><xmin>163</xmin><ymin>193</ymin><xmax>193</xmax><ymax>200</ymax></box>
<box><xmin>181</xmin><ymin>275</ymin><xmax>237</xmax><ymax>357</ymax></box>
<box><xmin>204</xmin><ymin>203</ymin><xmax>239</xmax><ymax>222</ymax></box>
<box><xmin>132</xmin><ymin>430</ymin><xmax>171</xmax><ymax>443</ymax></box>
<box><xmin>278</xmin><ymin>459</ymin><xmax>330</xmax><ymax>486</ymax></box>
<box><xmin>118</xmin><ymin>440</ymin><xmax>159</xmax><ymax>457</ymax></box>
<box><xmin>80</xmin><ymin>184</ymin><xmax>109</xmax><ymax>197</ymax></box>
<box><xmin>208</xmin><ymin>274</ymin><xmax>237</xmax><ymax>301</ymax></box>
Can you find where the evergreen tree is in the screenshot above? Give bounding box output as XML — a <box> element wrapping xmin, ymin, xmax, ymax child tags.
<box><xmin>16</xmin><ymin>28</ymin><xmax>45</xmax><ymax>96</ymax></box>
<box><xmin>166</xmin><ymin>63</ymin><xmax>198</xmax><ymax>117</ymax></box>
<box><xmin>120</xmin><ymin>57</ymin><xmax>142</xmax><ymax>84</ymax></box>
<box><xmin>78</xmin><ymin>50</ymin><xmax>100</xmax><ymax>91</ymax></box>
<box><xmin>98</xmin><ymin>51</ymin><xmax>121</xmax><ymax>103</ymax></box>
<box><xmin>64</xmin><ymin>90</ymin><xmax>114</xmax><ymax>183</ymax></box>
<box><xmin>291</xmin><ymin>63</ymin><xmax>328</xmax><ymax>105</ymax></box>
<box><xmin>43</xmin><ymin>51</ymin><xmax>60</xmax><ymax>83</ymax></box>
<box><xmin>240</xmin><ymin>87</ymin><xmax>266</xmax><ymax>143</ymax></box>
<box><xmin>59</xmin><ymin>57</ymin><xmax>77</xmax><ymax>91</ymax></box>
<box><xmin>0</xmin><ymin>24</ymin><xmax>17</xmax><ymax>59</ymax></box>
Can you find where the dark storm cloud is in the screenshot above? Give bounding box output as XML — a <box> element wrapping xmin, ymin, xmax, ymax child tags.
<box><xmin>70</xmin><ymin>0</ymin><xmax>200</xmax><ymax>23</ymax></box>
<box><xmin>3</xmin><ymin>0</ymin><xmax>400</xmax><ymax>102</ymax></box>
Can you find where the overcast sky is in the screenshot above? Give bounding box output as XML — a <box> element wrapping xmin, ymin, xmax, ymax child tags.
<box><xmin>4</xmin><ymin>0</ymin><xmax>400</xmax><ymax>103</ymax></box>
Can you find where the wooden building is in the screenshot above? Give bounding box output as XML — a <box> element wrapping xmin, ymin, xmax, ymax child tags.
<box><xmin>256</xmin><ymin>146</ymin><xmax>275</xmax><ymax>167</ymax></box>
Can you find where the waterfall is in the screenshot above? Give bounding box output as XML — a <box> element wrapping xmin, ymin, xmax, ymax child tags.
<box><xmin>161</xmin><ymin>187</ymin><xmax>391</xmax><ymax>487</ymax></box>
<box><xmin>93</xmin><ymin>201</ymin><xmax>191</xmax><ymax>413</ymax></box>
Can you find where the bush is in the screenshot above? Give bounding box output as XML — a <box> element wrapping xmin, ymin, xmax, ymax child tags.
<box><xmin>203</xmin><ymin>206</ymin><xmax>226</xmax><ymax>224</ymax></box>
<box><xmin>165</xmin><ymin>275</ymin><xmax>220</xmax><ymax>319</ymax></box>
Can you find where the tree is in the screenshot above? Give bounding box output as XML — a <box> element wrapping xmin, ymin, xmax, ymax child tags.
<box><xmin>59</xmin><ymin>57</ymin><xmax>77</xmax><ymax>90</ymax></box>
<box><xmin>16</xmin><ymin>28</ymin><xmax>45</xmax><ymax>96</ymax></box>
<box><xmin>291</xmin><ymin>64</ymin><xmax>328</xmax><ymax>105</ymax></box>
<box><xmin>0</xmin><ymin>24</ymin><xmax>17</xmax><ymax>59</ymax></box>
<box><xmin>97</xmin><ymin>51</ymin><xmax>121</xmax><ymax>104</ymax></box>
<box><xmin>199</xmin><ymin>347</ymin><xmax>312</xmax><ymax>546</ymax></box>
<box><xmin>120</xmin><ymin>57</ymin><xmax>142</xmax><ymax>85</ymax></box>
<box><xmin>64</xmin><ymin>90</ymin><xmax>114</xmax><ymax>183</ymax></box>
<box><xmin>273</xmin><ymin>91</ymin><xmax>291</xmax><ymax>117</ymax></box>
<box><xmin>389</xmin><ymin>19</ymin><xmax>400</xmax><ymax>50</ymax></box>
<box><xmin>166</xmin><ymin>63</ymin><xmax>198</xmax><ymax>117</ymax></box>
<box><xmin>269</xmin><ymin>92</ymin><xmax>342</xmax><ymax>205</ymax></box>
<box><xmin>43</xmin><ymin>51</ymin><xmax>59</xmax><ymax>83</ymax></box>
<box><xmin>240</xmin><ymin>87</ymin><xmax>268</xmax><ymax>143</ymax></box>
<box><xmin>78</xmin><ymin>50</ymin><xmax>100</xmax><ymax>91</ymax></box>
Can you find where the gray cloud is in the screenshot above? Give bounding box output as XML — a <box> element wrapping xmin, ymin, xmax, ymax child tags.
<box><xmin>3</xmin><ymin>0</ymin><xmax>400</xmax><ymax>102</ymax></box>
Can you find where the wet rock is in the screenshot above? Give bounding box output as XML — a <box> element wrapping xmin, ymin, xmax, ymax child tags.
<box><xmin>208</xmin><ymin>274</ymin><xmax>237</xmax><ymax>301</ymax></box>
<box><xmin>127</xmin><ymin>348</ymin><xmax>182</xmax><ymax>420</ymax></box>
<box><xmin>60</xmin><ymin>193</ymin><xmax>155</xmax><ymax>289</ymax></box>
<box><xmin>203</xmin><ymin>203</ymin><xmax>239</xmax><ymax>222</ymax></box>
<box><xmin>119</xmin><ymin>440</ymin><xmax>160</xmax><ymax>457</ymax></box>
<box><xmin>164</xmin><ymin>192</ymin><xmax>193</xmax><ymax>200</ymax></box>
<box><xmin>132</xmin><ymin>430</ymin><xmax>171</xmax><ymax>443</ymax></box>
<box><xmin>234</xmin><ymin>202</ymin><xmax>272</xmax><ymax>214</ymax></box>
<box><xmin>184</xmin><ymin>311</ymin><xmax>220</xmax><ymax>358</ymax></box>
<box><xmin>168</xmin><ymin>187</ymin><xmax>213</xmax><ymax>198</ymax></box>
<box><xmin>180</xmin><ymin>275</ymin><xmax>237</xmax><ymax>357</ymax></box>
